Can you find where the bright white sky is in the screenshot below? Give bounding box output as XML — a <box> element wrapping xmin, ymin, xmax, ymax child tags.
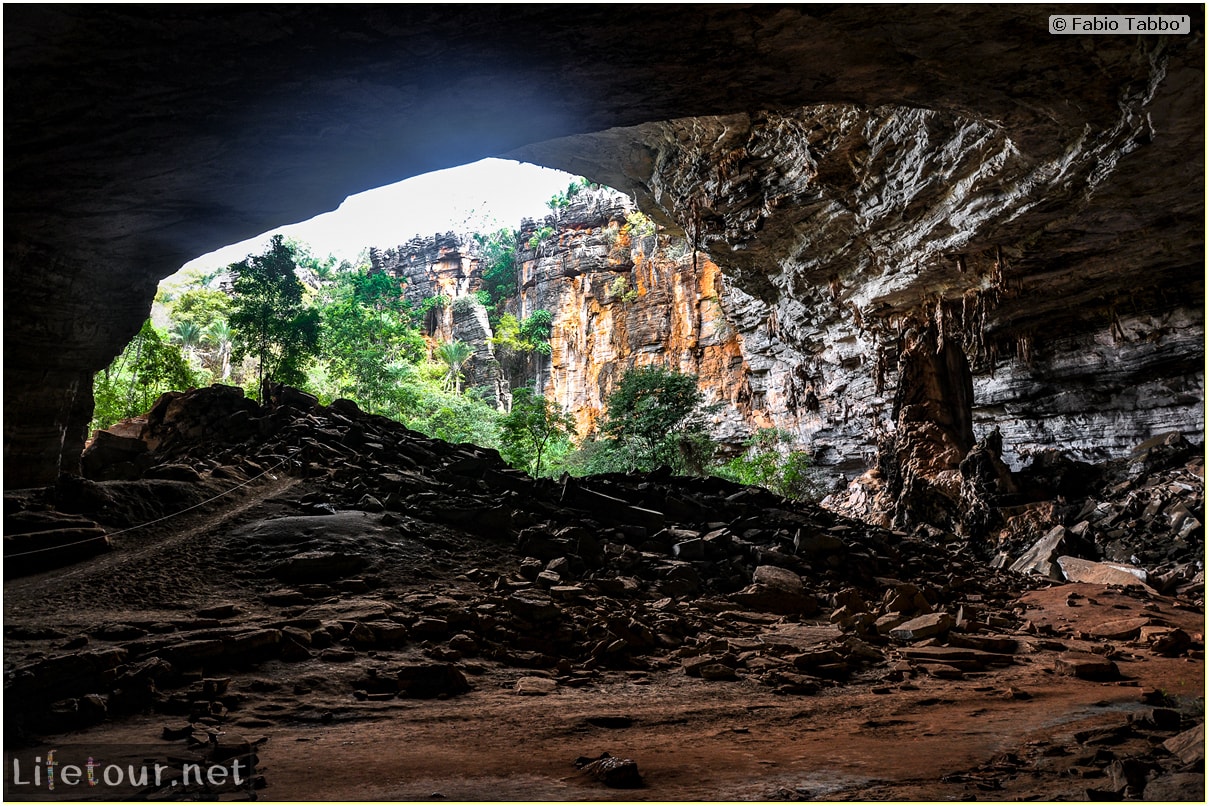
<box><xmin>175</xmin><ymin>158</ymin><xmax>581</xmax><ymax>277</ymax></box>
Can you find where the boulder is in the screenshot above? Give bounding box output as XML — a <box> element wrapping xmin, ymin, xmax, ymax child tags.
<box><xmin>1162</xmin><ymin>723</ymin><xmax>1205</xmax><ymax>764</ymax></box>
<box><xmin>396</xmin><ymin>663</ymin><xmax>470</xmax><ymax>698</ymax></box>
<box><xmin>1142</xmin><ymin>773</ymin><xmax>1205</xmax><ymax>802</ymax></box>
<box><xmin>1057</xmin><ymin>556</ymin><xmax>1151</xmax><ymax>588</ymax></box>
<box><xmin>576</xmin><ymin>753</ymin><xmax>643</xmax><ymax>789</ymax></box>
<box><xmin>731</xmin><ymin>565</ymin><xmax>818</xmax><ymax>615</ymax></box>
<box><xmin>1008</xmin><ymin>526</ymin><xmax>1070</xmax><ymax>579</ymax></box>
<box><xmin>888</xmin><ymin>612</ymin><xmax>953</xmax><ymax>642</ymax></box>
<box><xmin>80</xmin><ymin>429</ymin><xmax>148</xmax><ymax>479</ymax></box>
<box><xmin>514</xmin><ymin>676</ymin><xmax>557</xmax><ymax>695</ymax></box>
<box><xmin>1054</xmin><ymin>652</ymin><xmax>1119</xmax><ymax>681</ymax></box>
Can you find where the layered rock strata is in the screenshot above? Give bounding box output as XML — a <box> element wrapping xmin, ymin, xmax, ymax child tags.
<box><xmin>512</xmin><ymin>86</ymin><xmax>1204</xmax><ymax>477</ymax></box>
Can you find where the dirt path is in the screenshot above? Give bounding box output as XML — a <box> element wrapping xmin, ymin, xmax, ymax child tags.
<box><xmin>3</xmin><ymin>473</ymin><xmax>300</xmax><ymax>623</ymax></box>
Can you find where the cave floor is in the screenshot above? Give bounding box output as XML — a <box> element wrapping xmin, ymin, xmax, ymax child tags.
<box><xmin>3</xmin><ymin>470</ymin><xmax>1203</xmax><ymax>802</ymax></box>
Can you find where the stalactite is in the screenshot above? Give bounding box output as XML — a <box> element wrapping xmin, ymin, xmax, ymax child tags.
<box><xmin>829</xmin><ymin>275</ymin><xmax>843</xmax><ymax>304</ymax></box>
<box><xmin>932</xmin><ymin>295</ymin><xmax>947</xmax><ymax>353</ymax></box>
<box><xmin>874</xmin><ymin>343</ymin><xmax>888</xmax><ymax>395</ymax></box>
<box><xmin>1015</xmin><ymin>333</ymin><xmax>1034</xmax><ymax>365</ymax></box>
<box><xmin>765</xmin><ymin>307</ymin><xmax>781</xmax><ymax>340</ymax></box>
<box><xmin>1109</xmin><ymin>304</ymin><xmax>1127</xmax><ymax>344</ymax></box>
<box><xmin>848</xmin><ymin>302</ymin><xmax>864</xmax><ymax>331</ymax></box>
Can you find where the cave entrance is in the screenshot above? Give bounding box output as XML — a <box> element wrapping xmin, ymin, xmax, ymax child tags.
<box><xmin>105</xmin><ymin>158</ymin><xmax>597</xmax><ymax>433</ymax></box>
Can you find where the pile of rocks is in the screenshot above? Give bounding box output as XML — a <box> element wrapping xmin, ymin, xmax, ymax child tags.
<box><xmin>996</xmin><ymin>433</ymin><xmax>1204</xmax><ymax>599</ymax></box>
<box><xmin>4</xmin><ymin>385</ymin><xmax>1203</xmax><ymax>763</ymax></box>
<box><xmin>942</xmin><ymin>702</ymin><xmax>1203</xmax><ymax>800</ymax></box>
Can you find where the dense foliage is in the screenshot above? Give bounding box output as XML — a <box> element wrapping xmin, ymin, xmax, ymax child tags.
<box><xmin>595</xmin><ymin>366</ymin><xmax>711</xmax><ymax>473</ymax></box>
<box><xmin>229</xmin><ymin>234</ymin><xmax>322</xmax><ymax>395</ymax></box>
<box><xmin>711</xmin><ymin>428</ymin><xmax>825</xmax><ymax>501</ymax></box>
<box><xmin>473</xmin><ymin>228</ymin><xmax>518</xmax><ymax>314</ymax></box>
<box><xmin>90</xmin><ymin>225</ymin><xmax>822</xmax><ymax>502</ymax></box>
<box><xmin>317</xmin><ymin>267</ymin><xmax>424</xmax><ymax>411</ymax></box>
<box><xmin>91</xmin><ymin>320</ymin><xmax>198</xmax><ymax>432</ymax></box>
<box><xmin>498</xmin><ymin>387</ymin><xmax>575</xmax><ymax>477</ymax></box>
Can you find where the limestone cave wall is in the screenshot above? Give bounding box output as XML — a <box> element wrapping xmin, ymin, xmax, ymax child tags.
<box><xmin>512</xmin><ymin>84</ymin><xmax>1205</xmax><ymax>474</ymax></box>
<box><xmin>4</xmin><ymin>5</ymin><xmax>1203</xmax><ymax>488</ymax></box>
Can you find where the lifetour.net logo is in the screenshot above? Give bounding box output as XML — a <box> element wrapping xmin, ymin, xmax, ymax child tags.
<box><xmin>4</xmin><ymin>744</ymin><xmax>260</xmax><ymax>800</ymax></box>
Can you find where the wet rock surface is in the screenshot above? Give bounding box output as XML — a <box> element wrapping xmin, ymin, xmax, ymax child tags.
<box><xmin>4</xmin><ymin>386</ymin><xmax>1203</xmax><ymax>799</ymax></box>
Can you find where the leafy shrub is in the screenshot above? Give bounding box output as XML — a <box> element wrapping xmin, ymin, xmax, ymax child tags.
<box><xmin>596</xmin><ymin>366</ymin><xmax>710</xmax><ymax>474</ymax></box>
<box><xmin>498</xmin><ymin>387</ymin><xmax>575</xmax><ymax>477</ymax></box>
<box><xmin>711</xmin><ymin>428</ymin><xmax>826</xmax><ymax>502</ymax></box>
<box><xmin>91</xmin><ymin>321</ymin><xmax>199</xmax><ymax>431</ymax></box>
<box><xmin>526</xmin><ymin>226</ymin><xmax>556</xmax><ymax>251</ymax></box>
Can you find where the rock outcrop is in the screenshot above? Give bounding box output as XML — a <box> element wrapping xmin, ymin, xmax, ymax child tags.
<box><xmin>4</xmin><ymin>6</ymin><xmax>1202</xmax><ymax>488</ymax></box>
<box><xmin>369</xmin><ymin>191</ymin><xmax>774</xmax><ymax>449</ymax></box>
<box><xmin>513</xmin><ymin>96</ymin><xmax>1204</xmax><ymax>477</ymax></box>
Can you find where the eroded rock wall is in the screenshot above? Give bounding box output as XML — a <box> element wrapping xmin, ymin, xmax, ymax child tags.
<box><xmin>369</xmin><ymin>191</ymin><xmax>785</xmax><ymax>448</ymax></box>
<box><xmin>511</xmin><ymin>191</ymin><xmax>761</xmax><ymax>443</ymax></box>
<box><xmin>512</xmin><ymin>80</ymin><xmax>1204</xmax><ymax>476</ymax></box>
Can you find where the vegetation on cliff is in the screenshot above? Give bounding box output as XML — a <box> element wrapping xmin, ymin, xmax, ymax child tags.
<box><xmin>94</xmin><ymin>199</ymin><xmax>823</xmax><ymax>501</ymax></box>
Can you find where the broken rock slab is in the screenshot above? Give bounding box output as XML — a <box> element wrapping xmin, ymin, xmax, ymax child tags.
<box><xmin>1008</xmin><ymin>525</ymin><xmax>1070</xmax><ymax>579</ymax></box>
<box><xmin>1085</xmin><ymin>617</ymin><xmax>1153</xmax><ymax>641</ymax></box>
<box><xmin>888</xmin><ymin>612</ymin><xmax>953</xmax><ymax>642</ymax></box>
<box><xmin>576</xmin><ymin>753</ymin><xmax>643</xmax><ymax>789</ymax></box>
<box><xmin>1057</xmin><ymin>556</ymin><xmax>1152</xmax><ymax>589</ymax></box>
<box><xmin>730</xmin><ymin>566</ymin><xmax>819</xmax><ymax>615</ymax></box>
<box><xmin>515</xmin><ymin>676</ymin><xmax>557</xmax><ymax>696</ymax></box>
<box><xmin>1162</xmin><ymin>722</ymin><xmax>1205</xmax><ymax>765</ymax></box>
<box><xmin>1142</xmin><ymin>772</ymin><xmax>1205</xmax><ymax>802</ymax></box>
<box><xmin>1054</xmin><ymin>652</ymin><xmax>1119</xmax><ymax>681</ymax></box>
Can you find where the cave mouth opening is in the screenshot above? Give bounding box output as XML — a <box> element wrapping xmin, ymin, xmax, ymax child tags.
<box><xmin>101</xmin><ymin>150</ymin><xmax>746</xmax><ymax>486</ymax></box>
<box><xmin>172</xmin><ymin>158</ymin><xmax>593</xmax><ymax>281</ymax></box>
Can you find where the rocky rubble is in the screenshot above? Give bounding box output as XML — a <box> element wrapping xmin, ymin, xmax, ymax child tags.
<box><xmin>4</xmin><ymin>384</ymin><xmax>1204</xmax><ymax>799</ymax></box>
<box><xmin>996</xmin><ymin>432</ymin><xmax>1205</xmax><ymax>599</ymax></box>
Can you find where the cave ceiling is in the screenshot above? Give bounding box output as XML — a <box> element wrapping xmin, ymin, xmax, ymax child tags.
<box><xmin>3</xmin><ymin>3</ymin><xmax>1204</xmax><ymax>487</ymax></box>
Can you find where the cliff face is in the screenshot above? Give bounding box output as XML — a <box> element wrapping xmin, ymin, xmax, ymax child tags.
<box><xmin>369</xmin><ymin>192</ymin><xmax>779</xmax><ymax>449</ymax></box>
<box><xmin>512</xmin><ymin>91</ymin><xmax>1205</xmax><ymax>477</ymax></box>
<box><xmin>371</xmin><ymin>149</ymin><xmax>1203</xmax><ymax>494</ymax></box>
<box><xmin>513</xmin><ymin>191</ymin><xmax>757</xmax><ymax>444</ymax></box>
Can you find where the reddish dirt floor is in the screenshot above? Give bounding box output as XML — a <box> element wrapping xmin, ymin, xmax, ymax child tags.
<box><xmin>4</xmin><ymin>475</ymin><xmax>1203</xmax><ymax>801</ymax></box>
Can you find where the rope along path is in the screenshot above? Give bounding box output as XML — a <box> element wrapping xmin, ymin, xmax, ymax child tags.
<box><xmin>4</xmin><ymin>450</ymin><xmax>299</xmax><ymax>560</ymax></box>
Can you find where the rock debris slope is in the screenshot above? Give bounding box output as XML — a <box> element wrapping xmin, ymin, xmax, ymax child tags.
<box><xmin>4</xmin><ymin>385</ymin><xmax>1203</xmax><ymax>799</ymax></box>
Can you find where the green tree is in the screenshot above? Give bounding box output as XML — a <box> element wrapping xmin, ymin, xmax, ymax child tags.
<box><xmin>203</xmin><ymin>319</ymin><xmax>234</xmax><ymax>381</ymax></box>
<box><xmin>499</xmin><ymin>387</ymin><xmax>575</xmax><ymax>477</ymax></box>
<box><xmin>168</xmin><ymin>287</ymin><xmax>231</xmax><ymax>331</ymax></box>
<box><xmin>600</xmin><ymin>366</ymin><xmax>708</xmax><ymax>473</ymax></box>
<box><xmin>402</xmin><ymin>384</ymin><xmax>502</xmax><ymax>448</ymax></box>
<box><xmin>316</xmin><ymin>268</ymin><xmax>424</xmax><ymax>411</ymax></box>
<box><xmin>517</xmin><ymin>309</ymin><xmax>553</xmax><ymax>354</ymax></box>
<box><xmin>229</xmin><ymin>234</ymin><xmax>322</xmax><ymax>397</ymax></box>
<box><xmin>473</xmin><ymin>228</ymin><xmax>518</xmax><ymax>310</ymax></box>
<box><xmin>435</xmin><ymin>340</ymin><xmax>474</xmax><ymax>394</ymax></box>
<box><xmin>170</xmin><ymin>320</ymin><xmax>203</xmax><ymax>360</ymax></box>
<box><xmin>712</xmin><ymin>428</ymin><xmax>825</xmax><ymax>502</ymax></box>
<box><xmin>91</xmin><ymin>320</ymin><xmax>198</xmax><ymax>431</ymax></box>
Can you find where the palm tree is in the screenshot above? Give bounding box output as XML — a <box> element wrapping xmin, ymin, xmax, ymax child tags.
<box><xmin>171</xmin><ymin>320</ymin><xmax>203</xmax><ymax>364</ymax></box>
<box><xmin>435</xmin><ymin>340</ymin><xmax>473</xmax><ymax>394</ymax></box>
<box><xmin>203</xmin><ymin>319</ymin><xmax>234</xmax><ymax>380</ymax></box>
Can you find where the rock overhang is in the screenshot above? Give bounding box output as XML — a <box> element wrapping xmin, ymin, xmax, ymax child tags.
<box><xmin>3</xmin><ymin>4</ymin><xmax>1204</xmax><ymax>486</ymax></box>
